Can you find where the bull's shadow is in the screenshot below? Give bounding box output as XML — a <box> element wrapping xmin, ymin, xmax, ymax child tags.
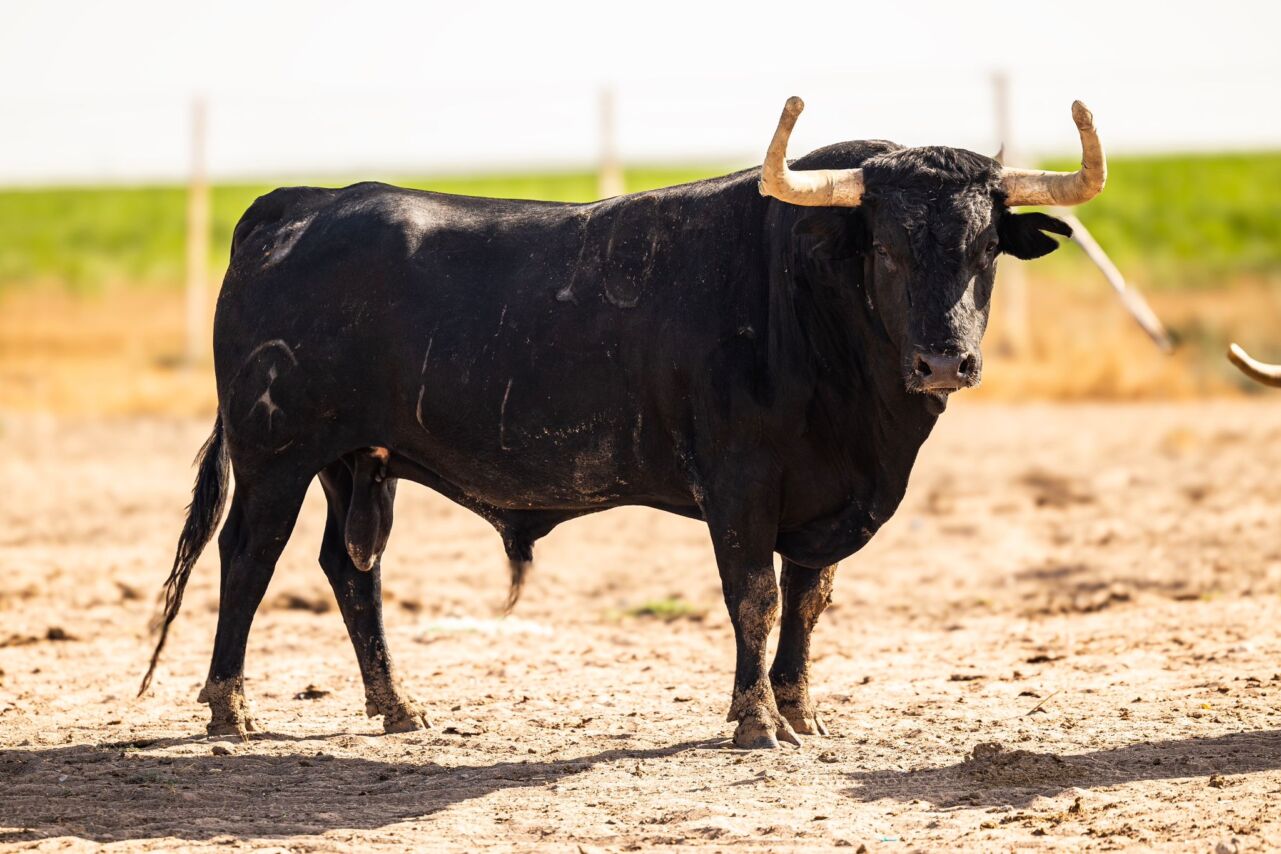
<box><xmin>844</xmin><ymin>728</ymin><xmax>1281</xmax><ymax>808</ymax></box>
<box><xmin>0</xmin><ymin>736</ymin><xmax>717</xmax><ymax>844</ymax></box>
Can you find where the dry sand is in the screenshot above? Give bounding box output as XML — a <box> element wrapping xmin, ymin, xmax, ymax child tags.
<box><xmin>3</xmin><ymin>401</ymin><xmax>1281</xmax><ymax>851</ymax></box>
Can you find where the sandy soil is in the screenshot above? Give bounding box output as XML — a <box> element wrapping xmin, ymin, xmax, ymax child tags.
<box><xmin>3</xmin><ymin>401</ymin><xmax>1281</xmax><ymax>852</ymax></box>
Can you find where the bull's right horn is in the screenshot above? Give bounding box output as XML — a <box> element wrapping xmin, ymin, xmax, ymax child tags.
<box><xmin>1002</xmin><ymin>101</ymin><xmax>1106</xmax><ymax>207</ymax></box>
<box><xmin>759</xmin><ymin>97</ymin><xmax>865</xmax><ymax>207</ymax></box>
<box><xmin>1229</xmin><ymin>343</ymin><xmax>1281</xmax><ymax>387</ymax></box>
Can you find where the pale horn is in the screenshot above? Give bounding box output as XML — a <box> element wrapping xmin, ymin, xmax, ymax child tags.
<box><xmin>759</xmin><ymin>97</ymin><xmax>865</xmax><ymax>207</ymax></box>
<box><xmin>1228</xmin><ymin>343</ymin><xmax>1281</xmax><ymax>387</ymax></box>
<box><xmin>1002</xmin><ymin>101</ymin><xmax>1106</xmax><ymax>207</ymax></box>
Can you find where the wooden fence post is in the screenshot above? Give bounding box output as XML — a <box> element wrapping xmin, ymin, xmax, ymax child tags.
<box><xmin>992</xmin><ymin>71</ymin><xmax>1030</xmax><ymax>357</ymax></box>
<box><xmin>185</xmin><ymin>95</ymin><xmax>210</xmax><ymax>365</ymax></box>
<box><xmin>598</xmin><ymin>86</ymin><xmax>625</xmax><ymax>199</ymax></box>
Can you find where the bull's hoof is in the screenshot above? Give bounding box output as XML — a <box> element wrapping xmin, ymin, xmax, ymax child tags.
<box><xmin>199</xmin><ymin>677</ymin><xmax>256</xmax><ymax>741</ymax></box>
<box><xmin>206</xmin><ymin>717</ymin><xmax>254</xmax><ymax>741</ymax></box>
<box><xmin>376</xmin><ymin>699</ymin><xmax>431</xmax><ymax>734</ymax></box>
<box><xmin>779</xmin><ymin>702</ymin><xmax>829</xmax><ymax>736</ymax></box>
<box><xmin>206</xmin><ymin>707</ymin><xmax>256</xmax><ymax>741</ymax></box>
<box><xmin>732</xmin><ymin>709</ymin><xmax>801</xmax><ymax>749</ymax></box>
<box><xmin>382</xmin><ymin>709</ymin><xmax>430</xmax><ymax>733</ymax></box>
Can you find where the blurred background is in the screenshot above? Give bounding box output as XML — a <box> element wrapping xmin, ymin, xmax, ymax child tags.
<box><xmin>1</xmin><ymin>0</ymin><xmax>1279</xmax><ymax>414</ymax></box>
<box><xmin>5</xmin><ymin>7</ymin><xmax>1281</xmax><ymax>845</ymax></box>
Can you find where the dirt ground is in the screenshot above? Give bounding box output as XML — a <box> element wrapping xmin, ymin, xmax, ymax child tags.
<box><xmin>3</xmin><ymin>400</ymin><xmax>1281</xmax><ymax>852</ymax></box>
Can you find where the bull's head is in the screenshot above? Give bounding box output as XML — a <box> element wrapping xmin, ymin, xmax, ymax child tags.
<box><xmin>759</xmin><ymin>97</ymin><xmax>1106</xmax><ymax>412</ymax></box>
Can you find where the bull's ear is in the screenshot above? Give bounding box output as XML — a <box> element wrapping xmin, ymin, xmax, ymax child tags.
<box><xmin>792</xmin><ymin>210</ymin><xmax>862</xmax><ymax>261</ymax></box>
<box><xmin>999</xmin><ymin>211</ymin><xmax>1073</xmax><ymax>260</ymax></box>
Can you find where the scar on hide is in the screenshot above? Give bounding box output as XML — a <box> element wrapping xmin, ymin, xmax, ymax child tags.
<box><xmin>415</xmin><ymin>335</ymin><xmax>435</xmax><ymax>434</ymax></box>
<box><xmin>419</xmin><ymin>336</ymin><xmax>435</xmax><ymax>374</ymax></box>
<box><xmin>600</xmin><ymin>219</ymin><xmax>641</xmax><ymax>309</ymax></box>
<box><xmin>244</xmin><ymin>338</ymin><xmax>299</xmax><ymax>367</ymax></box>
<box><xmin>226</xmin><ymin>339</ymin><xmax>298</xmax><ymax>440</ymax></box>
<box><xmin>602</xmin><ymin>213</ymin><xmax>661</xmax><ymax>310</ymax></box>
<box><xmin>499</xmin><ymin>378</ymin><xmax>514</xmax><ymax>450</ymax></box>
<box><xmin>603</xmin><ymin>288</ymin><xmax>640</xmax><ymax>309</ymax></box>
<box><xmin>415</xmin><ymin>387</ymin><xmax>428</xmax><ymax>432</ymax></box>
<box><xmin>557</xmin><ymin>208</ymin><xmax>598</xmax><ymax>303</ymax></box>
<box><xmin>250</xmin><ymin>365</ymin><xmax>283</xmax><ymax>431</ymax></box>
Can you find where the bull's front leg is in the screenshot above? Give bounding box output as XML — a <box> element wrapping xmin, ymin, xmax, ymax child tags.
<box><xmin>770</xmin><ymin>560</ymin><xmax>835</xmax><ymax>735</ymax></box>
<box><xmin>705</xmin><ymin>485</ymin><xmax>800</xmax><ymax>749</ymax></box>
<box><xmin>720</xmin><ymin>563</ymin><xmax>800</xmax><ymax>748</ymax></box>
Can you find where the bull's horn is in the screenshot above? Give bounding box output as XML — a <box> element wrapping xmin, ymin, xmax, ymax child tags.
<box><xmin>759</xmin><ymin>97</ymin><xmax>865</xmax><ymax>207</ymax></box>
<box><xmin>1228</xmin><ymin>343</ymin><xmax>1281</xmax><ymax>387</ymax></box>
<box><xmin>1002</xmin><ymin>101</ymin><xmax>1106</xmax><ymax>207</ymax></box>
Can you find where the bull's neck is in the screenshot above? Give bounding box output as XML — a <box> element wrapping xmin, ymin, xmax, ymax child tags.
<box><xmin>775</xmin><ymin>239</ymin><xmax>941</xmax><ymax>515</ymax></box>
<box><xmin>847</xmin><ymin>309</ymin><xmax>940</xmax><ymax>511</ymax></box>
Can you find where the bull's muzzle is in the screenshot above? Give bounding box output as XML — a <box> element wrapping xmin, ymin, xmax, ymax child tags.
<box><xmin>910</xmin><ymin>349</ymin><xmax>979</xmax><ymax>394</ymax></box>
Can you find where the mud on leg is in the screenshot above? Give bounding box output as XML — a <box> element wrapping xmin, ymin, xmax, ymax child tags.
<box><xmin>200</xmin><ymin>475</ymin><xmax>307</xmax><ymax>739</ymax></box>
<box><xmin>770</xmin><ymin>560</ymin><xmax>835</xmax><ymax>735</ymax></box>
<box><xmin>704</xmin><ymin>478</ymin><xmax>799</xmax><ymax>749</ymax></box>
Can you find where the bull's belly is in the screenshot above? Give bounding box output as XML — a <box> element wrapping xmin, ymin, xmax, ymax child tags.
<box><xmin>396</xmin><ymin>435</ymin><xmax>641</xmax><ymax>512</ymax></box>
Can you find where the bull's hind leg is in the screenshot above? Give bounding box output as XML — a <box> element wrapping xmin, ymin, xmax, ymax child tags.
<box><xmin>769</xmin><ymin>560</ymin><xmax>835</xmax><ymax>735</ymax></box>
<box><xmin>318</xmin><ymin>460</ymin><xmax>428</xmax><ymax>733</ymax></box>
<box><xmin>200</xmin><ymin>474</ymin><xmax>308</xmax><ymax>739</ymax></box>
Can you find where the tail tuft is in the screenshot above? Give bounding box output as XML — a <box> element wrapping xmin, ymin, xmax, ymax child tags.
<box><xmin>138</xmin><ymin>415</ymin><xmax>229</xmax><ymax>696</ymax></box>
<box><xmin>501</xmin><ymin>533</ymin><xmax>534</xmax><ymax>614</ymax></box>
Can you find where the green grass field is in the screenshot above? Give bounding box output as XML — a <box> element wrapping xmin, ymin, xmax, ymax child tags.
<box><xmin>1040</xmin><ymin>151</ymin><xmax>1281</xmax><ymax>286</ymax></box>
<box><xmin>1</xmin><ymin>153</ymin><xmax>1278</xmax><ymax>293</ymax></box>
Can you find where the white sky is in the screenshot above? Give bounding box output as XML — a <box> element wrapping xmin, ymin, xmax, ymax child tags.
<box><xmin>1</xmin><ymin>0</ymin><xmax>1278</xmax><ymax>183</ymax></box>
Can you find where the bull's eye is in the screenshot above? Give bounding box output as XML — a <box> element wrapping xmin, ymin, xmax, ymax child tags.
<box><xmin>980</xmin><ymin>239</ymin><xmax>999</xmax><ymax>267</ymax></box>
<box><xmin>872</xmin><ymin>242</ymin><xmax>895</xmax><ymax>270</ymax></box>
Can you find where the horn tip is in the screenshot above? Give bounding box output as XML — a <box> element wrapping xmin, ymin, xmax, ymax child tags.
<box><xmin>1229</xmin><ymin>342</ymin><xmax>1248</xmax><ymax>362</ymax></box>
<box><xmin>1071</xmin><ymin>100</ymin><xmax>1095</xmax><ymax>130</ymax></box>
<box><xmin>784</xmin><ymin>96</ymin><xmax>805</xmax><ymax>116</ymax></box>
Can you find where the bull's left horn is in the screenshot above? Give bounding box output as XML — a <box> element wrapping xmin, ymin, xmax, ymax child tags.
<box><xmin>759</xmin><ymin>97</ymin><xmax>865</xmax><ymax>207</ymax></box>
<box><xmin>1002</xmin><ymin>101</ymin><xmax>1106</xmax><ymax>207</ymax></box>
<box><xmin>1228</xmin><ymin>343</ymin><xmax>1281</xmax><ymax>387</ymax></box>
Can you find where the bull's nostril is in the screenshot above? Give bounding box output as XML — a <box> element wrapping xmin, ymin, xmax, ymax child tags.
<box><xmin>959</xmin><ymin>354</ymin><xmax>976</xmax><ymax>377</ymax></box>
<box><xmin>914</xmin><ymin>354</ymin><xmax>932</xmax><ymax>377</ymax></box>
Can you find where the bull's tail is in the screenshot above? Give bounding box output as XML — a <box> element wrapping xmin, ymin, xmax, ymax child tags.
<box><xmin>138</xmin><ymin>414</ymin><xmax>229</xmax><ymax>696</ymax></box>
<box><xmin>502</xmin><ymin>532</ymin><xmax>533</xmax><ymax>614</ymax></box>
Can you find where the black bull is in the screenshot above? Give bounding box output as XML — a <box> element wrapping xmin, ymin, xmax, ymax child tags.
<box><xmin>141</xmin><ymin>136</ymin><xmax>1077</xmax><ymax>747</ymax></box>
